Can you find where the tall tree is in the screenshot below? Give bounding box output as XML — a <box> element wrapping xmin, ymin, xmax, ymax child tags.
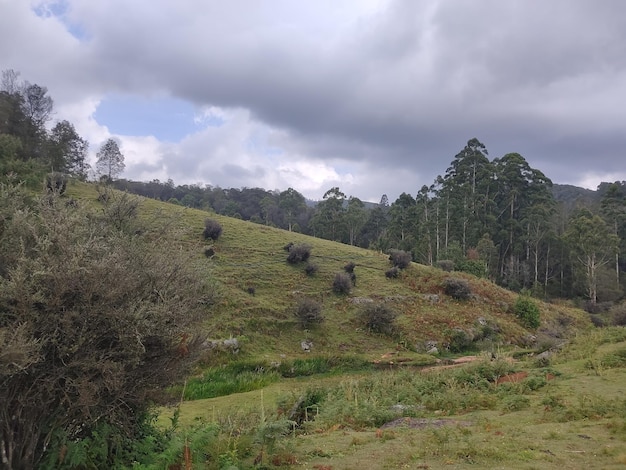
<box><xmin>564</xmin><ymin>210</ymin><xmax>619</xmax><ymax>304</ymax></box>
<box><xmin>96</xmin><ymin>138</ymin><xmax>125</xmax><ymax>180</ymax></box>
<box><xmin>345</xmin><ymin>196</ymin><xmax>367</xmax><ymax>246</ymax></box>
<box><xmin>278</xmin><ymin>187</ymin><xmax>306</xmax><ymax>232</ymax></box>
<box><xmin>600</xmin><ymin>182</ymin><xmax>626</xmax><ymax>290</ymax></box>
<box><xmin>311</xmin><ymin>187</ymin><xmax>346</xmax><ymax>241</ymax></box>
<box><xmin>47</xmin><ymin>120</ymin><xmax>89</xmax><ymax>177</ymax></box>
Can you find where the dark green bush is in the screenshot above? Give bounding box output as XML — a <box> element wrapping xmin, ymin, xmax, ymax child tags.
<box><xmin>388</xmin><ymin>249</ymin><xmax>412</xmax><ymax>269</ymax></box>
<box><xmin>436</xmin><ymin>260</ymin><xmax>454</xmax><ymax>272</ymax></box>
<box><xmin>333</xmin><ymin>272</ymin><xmax>352</xmax><ymax>295</ymax></box>
<box><xmin>287</xmin><ymin>244</ymin><xmax>311</xmax><ymax>264</ymax></box>
<box><xmin>45</xmin><ymin>172</ymin><xmax>67</xmax><ymax>194</ymax></box>
<box><xmin>203</xmin><ymin>218</ymin><xmax>223</xmax><ymax>241</ymax></box>
<box><xmin>204</xmin><ymin>247</ymin><xmax>215</xmax><ymax>258</ymax></box>
<box><xmin>344</xmin><ymin>262</ymin><xmax>356</xmax><ymax>273</ymax></box>
<box><xmin>444</xmin><ymin>277</ymin><xmax>472</xmax><ymax>300</ymax></box>
<box><xmin>513</xmin><ymin>296</ymin><xmax>541</xmax><ymax>329</ymax></box>
<box><xmin>358</xmin><ymin>303</ymin><xmax>397</xmax><ymax>335</ymax></box>
<box><xmin>294</xmin><ymin>298</ymin><xmax>324</xmax><ymax>329</ymax></box>
<box><xmin>457</xmin><ymin>259</ymin><xmax>487</xmax><ymax>278</ymax></box>
<box><xmin>385</xmin><ymin>267</ymin><xmax>400</xmax><ymax>278</ymax></box>
<box><xmin>304</xmin><ymin>263</ymin><xmax>318</xmax><ymax>276</ymax></box>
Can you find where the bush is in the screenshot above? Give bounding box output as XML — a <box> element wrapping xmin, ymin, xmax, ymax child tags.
<box><xmin>304</xmin><ymin>263</ymin><xmax>318</xmax><ymax>276</ymax></box>
<box><xmin>286</xmin><ymin>244</ymin><xmax>311</xmax><ymax>264</ymax></box>
<box><xmin>385</xmin><ymin>267</ymin><xmax>400</xmax><ymax>278</ymax></box>
<box><xmin>294</xmin><ymin>298</ymin><xmax>324</xmax><ymax>328</ymax></box>
<box><xmin>344</xmin><ymin>262</ymin><xmax>356</xmax><ymax>273</ymax></box>
<box><xmin>388</xmin><ymin>249</ymin><xmax>412</xmax><ymax>269</ymax></box>
<box><xmin>333</xmin><ymin>272</ymin><xmax>352</xmax><ymax>295</ymax></box>
<box><xmin>204</xmin><ymin>247</ymin><xmax>215</xmax><ymax>258</ymax></box>
<box><xmin>457</xmin><ymin>259</ymin><xmax>487</xmax><ymax>278</ymax></box>
<box><xmin>45</xmin><ymin>172</ymin><xmax>67</xmax><ymax>194</ymax></box>
<box><xmin>359</xmin><ymin>303</ymin><xmax>397</xmax><ymax>335</ymax></box>
<box><xmin>203</xmin><ymin>218</ymin><xmax>223</xmax><ymax>241</ymax></box>
<box><xmin>283</xmin><ymin>242</ymin><xmax>294</xmax><ymax>252</ymax></box>
<box><xmin>444</xmin><ymin>277</ymin><xmax>472</xmax><ymax>300</ymax></box>
<box><xmin>436</xmin><ymin>260</ymin><xmax>454</xmax><ymax>272</ymax></box>
<box><xmin>609</xmin><ymin>303</ymin><xmax>626</xmax><ymax>326</ymax></box>
<box><xmin>513</xmin><ymin>296</ymin><xmax>541</xmax><ymax>329</ymax></box>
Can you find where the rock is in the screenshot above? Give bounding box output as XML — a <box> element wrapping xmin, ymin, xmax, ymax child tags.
<box><xmin>301</xmin><ymin>340</ymin><xmax>313</xmax><ymax>352</ymax></box>
<box><xmin>427</xmin><ymin>346</ymin><xmax>439</xmax><ymax>355</ymax></box>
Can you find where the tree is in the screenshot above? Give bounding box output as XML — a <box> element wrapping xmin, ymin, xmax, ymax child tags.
<box><xmin>345</xmin><ymin>196</ymin><xmax>367</xmax><ymax>246</ymax></box>
<box><xmin>311</xmin><ymin>187</ymin><xmax>346</xmax><ymax>241</ymax></box>
<box><xmin>47</xmin><ymin>120</ymin><xmax>89</xmax><ymax>177</ymax></box>
<box><xmin>0</xmin><ymin>185</ymin><xmax>212</xmax><ymax>468</ymax></box>
<box><xmin>600</xmin><ymin>182</ymin><xmax>626</xmax><ymax>290</ymax></box>
<box><xmin>564</xmin><ymin>210</ymin><xmax>619</xmax><ymax>304</ymax></box>
<box><xmin>278</xmin><ymin>188</ymin><xmax>306</xmax><ymax>231</ymax></box>
<box><xmin>96</xmin><ymin>138</ymin><xmax>125</xmax><ymax>180</ymax></box>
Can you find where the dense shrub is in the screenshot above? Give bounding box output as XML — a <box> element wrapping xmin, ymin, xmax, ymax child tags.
<box><xmin>436</xmin><ymin>260</ymin><xmax>454</xmax><ymax>272</ymax></box>
<box><xmin>457</xmin><ymin>259</ymin><xmax>487</xmax><ymax>278</ymax></box>
<box><xmin>344</xmin><ymin>262</ymin><xmax>356</xmax><ymax>273</ymax></box>
<box><xmin>283</xmin><ymin>242</ymin><xmax>294</xmax><ymax>252</ymax></box>
<box><xmin>204</xmin><ymin>247</ymin><xmax>215</xmax><ymax>258</ymax></box>
<box><xmin>294</xmin><ymin>298</ymin><xmax>324</xmax><ymax>328</ymax></box>
<box><xmin>358</xmin><ymin>303</ymin><xmax>397</xmax><ymax>335</ymax></box>
<box><xmin>388</xmin><ymin>249</ymin><xmax>412</xmax><ymax>269</ymax></box>
<box><xmin>609</xmin><ymin>303</ymin><xmax>626</xmax><ymax>326</ymax></box>
<box><xmin>203</xmin><ymin>218</ymin><xmax>223</xmax><ymax>241</ymax></box>
<box><xmin>333</xmin><ymin>272</ymin><xmax>352</xmax><ymax>295</ymax></box>
<box><xmin>286</xmin><ymin>243</ymin><xmax>311</xmax><ymax>264</ymax></box>
<box><xmin>45</xmin><ymin>171</ymin><xmax>67</xmax><ymax>194</ymax></box>
<box><xmin>513</xmin><ymin>296</ymin><xmax>541</xmax><ymax>329</ymax></box>
<box><xmin>304</xmin><ymin>263</ymin><xmax>318</xmax><ymax>276</ymax></box>
<box><xmin>385</xmin><ymin>267</ymin><xmax>400</xmax><ymax>278</ymax></box>
<box><xmin>444</xmin><ymin>277</ymin><xmax>472</xmax><ymax>300</ymax></box>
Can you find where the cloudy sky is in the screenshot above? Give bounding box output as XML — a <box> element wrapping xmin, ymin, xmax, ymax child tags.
<box><xmin>2</xmin><ymin>0</ymin><xmax>626</xmax><ymax>202</ymax></box>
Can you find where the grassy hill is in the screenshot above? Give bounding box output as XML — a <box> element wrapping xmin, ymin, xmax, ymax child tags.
<box><xmin>63</xmin><ymin>181</ymin><xmax>626</xmax><ymax>470</ymax></box>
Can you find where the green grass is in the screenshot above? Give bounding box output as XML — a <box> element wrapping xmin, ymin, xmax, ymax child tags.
<box><xmin>62</xmin><ymin>180</ymin><xmax>620</xmax><ymax>469</ymax></box>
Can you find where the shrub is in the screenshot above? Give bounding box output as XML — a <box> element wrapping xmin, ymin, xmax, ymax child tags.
<box><xmin>247</xmin><ymin>286</ymin><xmax>256</xmax><ymax>296</ymax></box>
<box><xmin>203</xmin><ymin>218</ymin><xmax>223</xmax><ymax>241</ymax></box>
<box><xmin>436</xmin><ymin>260</ymin><xmax>454</xmax><ymax>272</ymax></box>
<box><xmin>385</xmin><ymin>267</ymin><xmax>400</xmax><ymax>278</ymax></box>
<box><xmin>304</xmin><ymin>263</ymin><xmax>318</xmax><ymax>276</ymax></box>
<box><xmin>286</xmin><ymin>244</ymin><xmax>311</xmax><ymax>264</ymax></box>
<box><xmin>444</xmin><ymin>277</ymin><xmax>472</xmax><ymax>300</ymax></box>
<box><xmin>294</xmin><ymin>298</ymin><xmax>324</xmax><ymax>328</ymax></box>
<box><xmin>513</xmin><ymin>296</ymin><xmax>541</xmax><ymax>329</ymax></box>
<box><xmin>388</xmin><ymin>249</ymin><xmax>412</xmax><ymax>269</ymax></box>
<box><xmin>45</xmin><ymin>172</ymin><xmax>67</xmax><ymax>194</ymax></box>
<box><xmin>204</xmin><ymin>247</ymin><xmax>215</xmax><ymax>258</ymax></box>
<box><xmin>609</xmin><ymin>303</ymin><xmax>626</xmax><ymax>326</ymax></box>
<box><xmin>283</xmin><ymin>242</ymin><xmax>294</xmax><ymax>252</ymax></box>
<box><xmin>333</xmin><ymin>272</ymin><xmax>352</xmax><ymax>295</ymax></box>
<box><xmin>358</xmin><ymin>303</ymin><xmax>397</xmax><ymax>335</ymax></box>
<box><xmin>344</xmin><ymin>262</ymin><xmax>356</xmax><ymax>273</ymax></box>
<box><xmin>457</xmin><ymin>259</ymin><xmax>487</xmax><ymax>278</ymax></box>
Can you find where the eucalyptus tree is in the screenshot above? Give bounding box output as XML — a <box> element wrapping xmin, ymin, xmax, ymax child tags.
<box><xmin>442</xmin><ymin>138</ymin><xmax>494</xmax><ymax>252</ymax></box>
<box><xmin>388</xmin><ymin>192</ymin><xmax>417</xmax><ymax>250</ymax></box>
<box><xmin>415</xmin><ymin>184</ymin><xmax>435</xmax><ymax>265</ymax></box>
<box><xmin>278</xmin><ymin>187</ymin><xmax>306</xmax><ymax>232</ymax></box>
<box><xmin>564</xmin><ymin>209</ymin><xmax>619</xmax><ymax>304</ymax></box>
<box><xmin>311</xmin><ymin>187</ymin><xmax>346</xmax><ymax>241</ymax></box>
<box><xmin>600</xmin><ymin>182</ymin><xmax>626</xmax><ymax>289</ymax></box>
<box><xmin>492</xmin><ymin>152</ymin><xmax>553</xmax><ymax>287</ymax></box>
<box><xmin>345</xmin><ymin>196</ymin><xmax>367</xmax><ymax>246</ymax></box>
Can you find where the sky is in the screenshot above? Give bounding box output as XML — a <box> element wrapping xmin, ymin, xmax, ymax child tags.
<box><xmin>2</xmin><ymin>0</ymin><xmax>626</xmax><ymax>202</ymax></box>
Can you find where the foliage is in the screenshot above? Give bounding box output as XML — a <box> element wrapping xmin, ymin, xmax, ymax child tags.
<box><xmin>0</xmin><ymin>186</ymin><xmax>213</xmax><ymax>469</ymax></box>
<box><xmin>344</xmin><ymin>261</ymin><xmax>356</xmax><ymax>273</ymax></box>
<box><xmin>436</xmin><ymin>259</ymin><xmax>455</xmax><ymax>272</ymax></box>
<box><xmin>304</xmin><ymin>262</ymin><xmax>318</xmax><ymax>276</ymax></box>
<box><xmin>44</xmin><ymin>171</ymin><xmax>67</xmax><ymax>194</ymax></box>
<box><xmin>513</xmin><ymin>296</ymin><xmax>541</xmax><ymax>329</ymax></box>
<box><xmin>95</xmin><ymin>138</ymin><xmax>125</xmax><ymax>180</ymax></box>
<box><xmin>203</xmin><ymin>217</ymin><xmax>223</xmax><ymax>241</ymax></box>
<box><xmin>456</xmin><ymin>259</ymin><xmax>487</xmax><ymax>278</ymax></box>
<box><xmin>294</xmin><ymin>297</ymin><xmax>324</xmax><ymax>328</ymax></box>
<box><xmin>385</xmin><ymin>266</ymin><xmax>400</xmax><ymax>278</ymax></box>
<box><xmin>388</xmin><ymin>249</ymin><xmax>412</xmax><ymax>269</ymax></box>
<box><xmin>332</xmin><ymin>272</ymin><xmax>353</xmax><ymax>295</ymax></box>
<box><xmin>286</xmin><ymin>243</ymin><xmax>311</xmax><ymax>264</ymax></box>
<box><xmin>444</xmin><ymin>277</ymin><xmax>472</xmax><ymax>300</ymax></box>
<box><xmin>358</xmin><ymin>303</ymin><xmax>397</xmax><ymax>335</ymax></box>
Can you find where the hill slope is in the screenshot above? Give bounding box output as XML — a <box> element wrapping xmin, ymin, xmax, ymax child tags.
<box><xmin>67</xmin><ymin>181</ymin><xmax>590</xmax><ymax>364</ymax></box>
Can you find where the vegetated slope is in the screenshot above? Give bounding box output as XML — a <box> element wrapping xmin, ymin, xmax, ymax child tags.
<box><xmin>67</xmin><ymin>181</ymin><xmax>590</xmax><ymax>363</ymax></box>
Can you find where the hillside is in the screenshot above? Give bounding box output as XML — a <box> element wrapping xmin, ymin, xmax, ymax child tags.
<box><xmin>55</xmin><ymin>181</ymin><xmax>626</xmax><ymax>470</ymax></box>
<box><xmin>67</xmin><ymin>181</ymin><xmax>589</xmax><ymax>365</ymax></box>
